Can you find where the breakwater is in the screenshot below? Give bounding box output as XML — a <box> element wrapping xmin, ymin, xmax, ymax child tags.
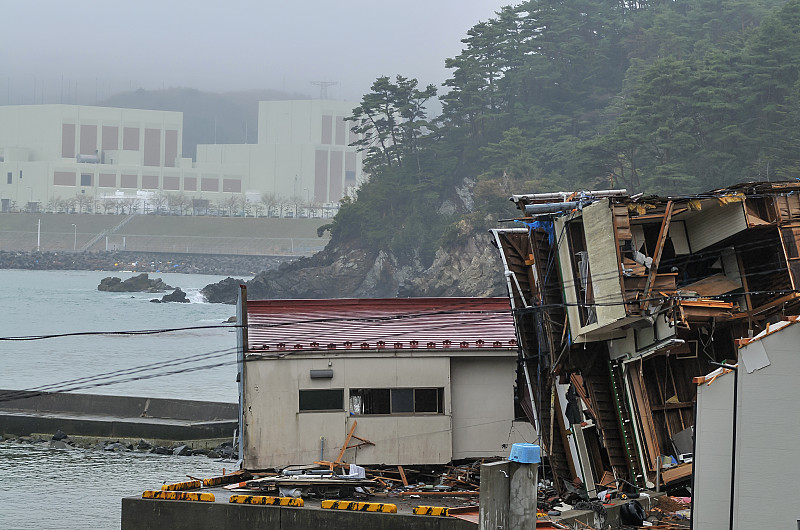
<box><xmin>0</xmin><ymin>250</ymin><xmax>293</xmax><ymax>277</ymax></box>
<box><xmin>0</xmin><ymin>389</ymin><xmax>238</xmax><ymax>441</ymax></box>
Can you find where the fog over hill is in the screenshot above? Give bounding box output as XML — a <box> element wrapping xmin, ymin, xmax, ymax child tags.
<box><xmin>100</xmin><ymin>88</ymin><xmax>310</xmax><ymax>159</ymax></box>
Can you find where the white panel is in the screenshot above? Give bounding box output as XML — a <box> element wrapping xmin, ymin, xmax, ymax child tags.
<box><xmin>685</xmin><ymin>202</ymin><xmax>747</xmax><ymax>251</ymax></box>
<box><xmin>668</xmin><ymin>221</ymin><xmax>691</xmax><ymax>255</ymax></box>
<box><xmin>693</xmin><ymin>371</ymin><xmax>734</xmax><ymax>530</ymax></box>
<box><xmin>582</xmin><ymin>200</ymin><xmax>626</xmax><ymax>329</ymax></box>
<box><xmin>733</xmin><ymin>324</ymin><xmax>800</xmax><ymax>529</ymax></box>
<box><xmin>739</xmin><ymin>340</ymin><xmax>770</xmax><ymax>373</ymax></box>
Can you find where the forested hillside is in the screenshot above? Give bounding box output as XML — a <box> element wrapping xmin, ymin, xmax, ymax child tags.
<box><xmin>203</xmin><ymin>0</ymin><xmax>800</xmax><ymax>301</ymax></box>
<box><xmin>325</xmin><ymin>0</ymin><xmax>797</xmax><ymax>266</ymax></box>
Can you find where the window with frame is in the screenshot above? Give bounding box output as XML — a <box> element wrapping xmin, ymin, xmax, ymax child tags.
<box><xmin>298</xmin><ymin>389</ymin><xmax>344</xmax><ymax>412</ymax></box>
<box><xmin>349</xmin><ymin>388</ymin><xmax>444</xmax><ymax>415</ymax></box>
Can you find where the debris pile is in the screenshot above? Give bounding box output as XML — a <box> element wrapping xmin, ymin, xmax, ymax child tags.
<box><xmin>223</xmin><ymin>461</ymin><xmax>485</xmax><ymax>506</ymax></box>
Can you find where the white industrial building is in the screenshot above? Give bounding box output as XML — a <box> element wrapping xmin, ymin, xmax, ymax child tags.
<box><xmin>0</xmin><ymin>100</ymin><xmax>363</xmax><ymax>214</ymax></box>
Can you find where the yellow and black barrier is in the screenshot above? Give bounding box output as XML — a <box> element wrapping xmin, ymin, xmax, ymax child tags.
<box><xmin>320</xmin><ymin>500</ymin><xmax>397</xmax><ymax>513</ymax></box>
<box><xmin>413</xmin><ymin>506</ymin><xmax>450</xmax><ymax>516</ymax></box>
<box><xmin>161</xmin><ymin>480</ymin><xmax>202</xmax><ymax>491</ymax></box>
<box><xmin>202</xmin><ymin>475</ymin><xmax>244</xmax><ymax>487</ymax></box>
<box><xmin>142</xmin><ymin>490</ymin><xmax>214</xmax><ymax>502</ymax></box>
<box><xmin>229</xmin><ymin>495</ymin><xmax>304</xmax><ymax>507</ymax></box>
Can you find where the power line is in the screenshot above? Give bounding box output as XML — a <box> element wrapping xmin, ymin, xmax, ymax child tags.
<box><xmin>0</xmin><ymin>309</ymin><xmax>511</xmax><ymax>342</ymax></box>
<box><xmin>0</xmin><ymin>324</ymin><xmax>241</xmax><ymax>341</ymax></box>
<box><xmin>0</xmin><ymin>311</ymin><xmax>515</xmax><ymax>402</ymax></box>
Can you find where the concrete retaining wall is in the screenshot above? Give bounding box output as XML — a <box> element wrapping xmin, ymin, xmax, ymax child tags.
<box><xmin>0</xmin><ymin>390</ymin><xmax>236</xmax><ymax>420</ymax></box>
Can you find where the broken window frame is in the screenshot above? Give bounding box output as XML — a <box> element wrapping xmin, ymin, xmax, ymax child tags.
<box><xmin>349</xmin><ymin>388</ymin><xmax>444</xmax><ymax>415</ymax></box>
<box><xmin>566</xmin><ymin>220</ymin><xmax>597</xmax><ymax>326</ymax></box>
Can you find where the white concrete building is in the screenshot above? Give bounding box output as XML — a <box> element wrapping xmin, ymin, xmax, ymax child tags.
<box><xmin>197</xmin><ymin>100</ymin><xmax>363</xmax><ymax>206</ymax></box>
<box><xmin>0</xmin><ymin>104</ymin><xmax>184</xmax><ymax>212</ymax></box>
<box><xmin>235</xmin><ymin>292</ymin><xmax>536</xmax><ymax>469</ymax></box>
<box><xmin>0</xmin><ymin>101</ymin><xmax>363</xmax><ymax>214</ymax></box>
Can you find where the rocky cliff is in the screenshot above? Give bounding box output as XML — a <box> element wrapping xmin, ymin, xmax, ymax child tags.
<box><xmin>201</xmin><ymin>177</ymin><xmax>511</xmax><ymax>304</ymax></box>
<box><xmin>201</xmin><ymin>231</ymin><xmax>506</xmax><ymax>304</ymax></box>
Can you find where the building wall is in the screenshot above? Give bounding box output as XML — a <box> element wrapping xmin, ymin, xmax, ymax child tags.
<box><xmin>582</xmin><ymin>201</ymin><xmax>626</xmax><ymax>330</ymax></box>
<box><xmin>733</xmin><ymin>328</ymin><xmax>800</xmax><ymax>528</ymax></box>
<box><xmin>242</xmin><ymin>354</ymin><xmax>452</xmax><ymax>468</ymax></box>
<box><xmin>252</xmin><ymin>100</ymin><xmax>363</xmax><ymax>204</ymax></box>
<box><xmin>450</xmin><ymin>357</ymin><xmax>536</xmax><ymax>459</ymax></box>
<box><xmin>242</xmin><ymin>351</ymin><xmax>522</xmax><ymax>469</ymax></box>
<box><xmin>684</xmin><ymin>201</ymin><xmax>747</xmax><ymax>252</ymax></box>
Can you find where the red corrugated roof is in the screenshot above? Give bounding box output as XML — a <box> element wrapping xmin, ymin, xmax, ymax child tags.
<box><xmin>246</xmin><ymin>297</ymin><xmax>517</xmax><ymax>353</ymax></box>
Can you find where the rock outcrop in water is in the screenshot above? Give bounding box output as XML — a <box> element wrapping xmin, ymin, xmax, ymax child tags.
<box><xmin>150</xmin><ymin>288</ymin><xmax>190</xmax><ymax>303</ymax></box>
<box><xmin>98</xmin><ymin>273</ymin><xmax>173</xmax><ymax>293</ymax></box>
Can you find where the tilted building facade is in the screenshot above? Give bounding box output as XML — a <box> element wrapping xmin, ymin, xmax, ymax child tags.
<box><xmin>491</xmin><ymin>181</ymin><xmax>800</xmax><ymax>496</ymax></box>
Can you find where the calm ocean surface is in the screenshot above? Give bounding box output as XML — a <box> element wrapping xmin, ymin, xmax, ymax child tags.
<box><xmin>0</xmin><ymin>269</ymin><xmax>242</xmax><ymax>528</ymax></box>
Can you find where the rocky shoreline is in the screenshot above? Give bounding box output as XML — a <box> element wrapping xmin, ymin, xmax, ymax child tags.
<box><xmin>0</xmin><ymin>250</ymin><xmax>293</xmax><ymax>277</ymax></box>
<box><xmin>1</xmin><ymin>430</ymin><xmax>238</xmax><ymax>459</ymax></box>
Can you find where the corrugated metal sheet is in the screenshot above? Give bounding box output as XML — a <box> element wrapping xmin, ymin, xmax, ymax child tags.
<box><xmin>246</xmin><ymin>297</ymin><xmax>516</xmax><ymax>352</ymax></box>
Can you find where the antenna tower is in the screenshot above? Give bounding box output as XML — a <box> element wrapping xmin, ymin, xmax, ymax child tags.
<box><xmin>310</xmin><ymin>81</ymin><xmax>338</xmax><ymax>100</ymax></box>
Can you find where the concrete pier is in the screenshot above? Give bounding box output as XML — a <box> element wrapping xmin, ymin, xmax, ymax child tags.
<box><xmin>0</xmin><ymin>390</ymin><xmax>237</xmax><ymax>442</ymax></box>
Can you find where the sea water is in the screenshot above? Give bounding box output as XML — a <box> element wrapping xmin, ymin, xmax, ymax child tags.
<box><xmin>0</xmin><ymin>269</ymin><xmax>242</xmax><ymax>528</ymax></box>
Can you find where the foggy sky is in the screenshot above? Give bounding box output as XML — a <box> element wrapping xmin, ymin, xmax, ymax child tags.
<box><xmin>2</xmin><ymin>0</ymin><xmax>511</xmax><ymax>105</ymax></box>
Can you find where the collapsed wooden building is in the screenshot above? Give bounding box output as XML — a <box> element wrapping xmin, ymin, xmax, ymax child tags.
<box><xmin>490</xmin><ymin>181</ymin><xmax>800</xmax><ymax>497</ymax></box>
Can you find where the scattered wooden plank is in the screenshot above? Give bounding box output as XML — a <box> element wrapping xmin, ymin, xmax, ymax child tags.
<box><xmin>642</xmin><ymin>201</ymin><xmax>674</xmax><ymax>311</ymax></box>
<box><xmin>398</xmin><ymin>466</ymin><xmax>408</xmax><ymax>487</ymax></box>
<box><xmin>336</xmin><ymin>422</ymin><xmax>358</xmax><ymax>464</ymax></box>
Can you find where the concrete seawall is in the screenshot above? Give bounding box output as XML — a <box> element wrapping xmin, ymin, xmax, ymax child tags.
<box><xmin>0</xmin><ymin>390</ymin><xmax>237</xmax><ymax>443</ymax></box>
<box><xmin>122</xmin><ymin>499</ymin><xmax>475</xmax><ymax>530</ymax></box>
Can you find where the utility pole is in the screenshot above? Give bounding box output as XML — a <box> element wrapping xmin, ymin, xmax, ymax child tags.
<box><xmin>72</xmin><ymin>223</ymin><xmax>77</xmax><ymax>252</ymax></box>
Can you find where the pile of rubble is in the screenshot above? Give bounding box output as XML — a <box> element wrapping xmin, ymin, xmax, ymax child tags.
<box><xmin>223</xmin><ymin>461</ymin><xmax>485</xmax><ymax>506</ymax></box>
